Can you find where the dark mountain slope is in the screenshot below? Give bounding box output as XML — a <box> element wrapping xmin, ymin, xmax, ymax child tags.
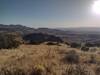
<box><xmin>0</xmin><ymin>24</ymin><xmax>36</xmax><ymax>35</ymax></box>
<box><xmin>23</xmin><ymin>33</ymin><xmax>63</xmax><ymax>44</ymax></box>
<box><xmin>1</xmin><ymin>24</ymin><xmax>100</xmax><ymax>43</ymax></box>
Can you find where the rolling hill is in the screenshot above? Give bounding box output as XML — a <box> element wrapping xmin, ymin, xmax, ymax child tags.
<box><xmin>0</xmin><ymin>24</ymin><xmax>100</xmax><ymax>43</ymax></box>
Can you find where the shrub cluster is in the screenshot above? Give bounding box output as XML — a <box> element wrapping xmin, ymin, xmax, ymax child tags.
<box><xmin>85</xmin><ymin>42</ymin><xmax>100</xmax><ymax>47</ymax></box>
<box><xmin>81</xmin><ymin>46</ymin><xmax>89</xmax><ymax>51</ymax></box>
<box><xmin>88</xmin><ymin>55</ymin><xmax>96</xmax><ymax>64</ymax></box>
<box><xmin>0</xmin><ymin>33</ymin><xmax>22</xmax><ymax>49</ymax></box>
<box><xmin>70</xmin><ymin>43</ymin><xmax>81</xmax><ymax>48</ymax></box>
<box><xmin>46</xmin><ymin>42</ymin><xmax>60</xmax><ymax>45</ymax></box>
<box><xmin>65</xmin><ymin>50</ymin><xmax>79</xmax><ymax>64</ymax></box>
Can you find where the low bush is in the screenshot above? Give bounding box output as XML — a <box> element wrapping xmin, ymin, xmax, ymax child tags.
<box><xmin>95</xmin><ymin>65</ymin><xmax>100</xmax><ymax>75</ymax></box>
<box><xmin>70</xmin><ymin>43</ymin><xmax>81</xmax><ymax>48</ymax></box>
<box><xmin>88</xmin><ymin>55</ymin><xmax>96</xmax><ymax>64</ymax></box>
<box><xmin>85</xmin><ymin>42</ymin><xmax>100</xmax><ymax>47</ymax></box>
<box><xmin>81</xmin><ymin>46</ymin><xmax>89</xmax><ymax>52</ymax></box>
<box><xmin>0</xmin><ymin>33</ymin><xmax>22</xmax><ymax>49</ymax></box>
<box><xmin>65</xmin><ymin>50</ymin><xmax>79</xmax><ymax>64</ymax></box>
<box><xmin>85</xmin><ymin>43</ymin><xmax>95</xmax><ymax>47</ymax></box>
<box><xmin>64</xmin><ymin>42</ymin><xmax>70</xmax><ymax>45</ymax></box>
<box><xmin>46</xmin><ymin>42</ymin><xmax>60</xmax><ymax>45</ymax></box>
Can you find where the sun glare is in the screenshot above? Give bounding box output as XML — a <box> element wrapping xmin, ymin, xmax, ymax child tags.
<box><xmin>92</xmin><ymin>0</ymin><xmax>100</xmax><ymax>15</ymax></box>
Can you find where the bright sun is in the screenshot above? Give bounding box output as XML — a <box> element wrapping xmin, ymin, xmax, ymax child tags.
<box><xmin>92</xmin><ymin>0</ymin><xmax>100</xmax><ymax>14</ymax></box>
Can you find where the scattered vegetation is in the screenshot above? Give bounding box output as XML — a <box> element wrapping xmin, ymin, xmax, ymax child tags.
<box><xmin>30</xmin><ymin>65</ymin><xmax>46</xmax><ymax>75</ymax></box>
<box><xmin>46</xmin><ymin>42</ymin><xmax>60</xmax><ymax>46</ymax></box>
<box><xmin>95</xmin><ymin>65</ymin><xmax>100</xmax><ymax>75</ymax></box>
<box><xmin>70</xmin><ymin>43</ymin><xmax>81</xmax><ymax>48</ymax></box>
<box><xmin>64</xmin><ymin>50</ymin><xmax>79</xmax><ymax>64</ymax></box>
<box><xmin>88</xmin><ymin>55</ymin><xmax>97</xmax><ymax>64</ymax></box>
<box><xmin>0</xmin><ymin>33</ymin><xmax>22</xmax><ymax>49</ymax></box>
<box><xmin>81</xmin><ymin>46</ymin><xmax>89</xmax><ymax>52</ymax></box>
<box><xmin>85</xmin><ymin>42</ymin><xmax>100</xmax><ymax>47</ymax></box>
<box><xmin>0</xmin><ymin>31</ymin><xmax>100</xmax><ymax>75</ymax></box>
<box><xmin>0</xmin><ymin>44</ymin><xmax>99</xmax><ymax>75</ymax></box>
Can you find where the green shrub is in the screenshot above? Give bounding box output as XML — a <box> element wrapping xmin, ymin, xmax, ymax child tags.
<box><xmin>88</xmin><ymin>55</ymin><xmax>96</xmax><ymax>64</ymax></box>
<box><xmin>95</xmin><ymin>66</ymin><xmax>100</xmax><ymax>75</ymax></box>
<box><xmin>70</xmin><ymin>43</ymin><xmax>81</xmax><ymax>48</ymax></box>
<box><xmin>81</xmin><ymin>46</ymin><xmax>89</xmax><ymax>52</ymax></box>
<box><xmin>65</xmin><ymin>50</ymin><xmax>79</xmax><ymax>64</ymax></box>
<box><xmin>0</xmin><ymin>33</ymin><xmax>22</xmax><ymax>49</ymax></box>
<box><xmin>64</xmin><ymin>42</ymin><xmax>70</xmax><ymax>45</ymax></box>
<box><xmin>46</xmin><ymin>42</ymin><xmax>60</xmax><ymax>45</ymax></box>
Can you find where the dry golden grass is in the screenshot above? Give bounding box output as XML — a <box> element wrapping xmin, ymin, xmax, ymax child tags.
<box><xmin>0</xmin><ymin>44</ymin><xmax>99</xmax><ymax>75</ymax></box>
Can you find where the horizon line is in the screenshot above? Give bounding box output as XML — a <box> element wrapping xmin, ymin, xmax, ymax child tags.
<box><xmin>0</xmin><ymin>24</ymin><xmax>100</xmax><ymax>29</ymax></box>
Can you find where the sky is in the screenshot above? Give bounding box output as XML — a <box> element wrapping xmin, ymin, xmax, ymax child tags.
<box><xmin>0</xmin><ymin>0</ymin><xmax>100</xmax><ymax>28</ymax></box>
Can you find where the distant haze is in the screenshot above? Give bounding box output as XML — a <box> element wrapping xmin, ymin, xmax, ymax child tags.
<box><xmin>0</xmin><ymin>0</ymin><xmax>100</xmax><ymax>28</ymax></box>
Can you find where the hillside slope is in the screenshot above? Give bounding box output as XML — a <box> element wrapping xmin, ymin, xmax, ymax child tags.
<box><xmin>0</xmin><ymin>44</ymin><xmax>99</xmax><ymax>75</ymax></box>
<box><xmin>1</xmin><ymin>24</ymin><xmax>100</xmax><ymax>43</ymax></box>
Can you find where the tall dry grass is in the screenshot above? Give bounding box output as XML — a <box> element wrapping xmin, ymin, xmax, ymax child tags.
<box><xmin>0</xmin><ymin>44</ymin><xmax>99</xmax><ymax>75</ymax></box>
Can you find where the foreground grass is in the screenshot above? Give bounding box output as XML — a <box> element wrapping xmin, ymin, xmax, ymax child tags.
<box><xmin>0</xmin><ymin>44</ymin><xmax>99</xmax><ymax>75</ymax></box>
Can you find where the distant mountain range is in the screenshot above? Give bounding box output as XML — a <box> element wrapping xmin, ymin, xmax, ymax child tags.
<box><xmin>59</xmin><ymin>27</ymin><xmax>100</xmax><ymax>34</ymax></box>
<box><xmin>0</xmin><ymin>24</ymin><xmax>70</xmax><ymax>36</ymax></box>
<box><xmin>0</xmin><ymin>24</ymin><xmax>36</xmax><ymax>35</ymax></box>
<box><xmin>1</xmin><ymin>24</ymin><xmax>100</xmax><ymax>34</ymax></box>
<box><xmin>0</xmin><ymin>24</ymin><xmax>100</xmax><ymax>43</ymax></box>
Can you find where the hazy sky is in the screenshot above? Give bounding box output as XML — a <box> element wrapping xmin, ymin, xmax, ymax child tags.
<box><xmin>0</xmin><ymin>0</ymin><xmax>100</xmax><ymax>28</ymax></box>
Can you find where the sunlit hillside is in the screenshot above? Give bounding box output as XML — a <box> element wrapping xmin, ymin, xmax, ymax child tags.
<box><xmin>0</xmin><ymin>44</ymin><xmax>100</xmax><ymax>75</ymax></box>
